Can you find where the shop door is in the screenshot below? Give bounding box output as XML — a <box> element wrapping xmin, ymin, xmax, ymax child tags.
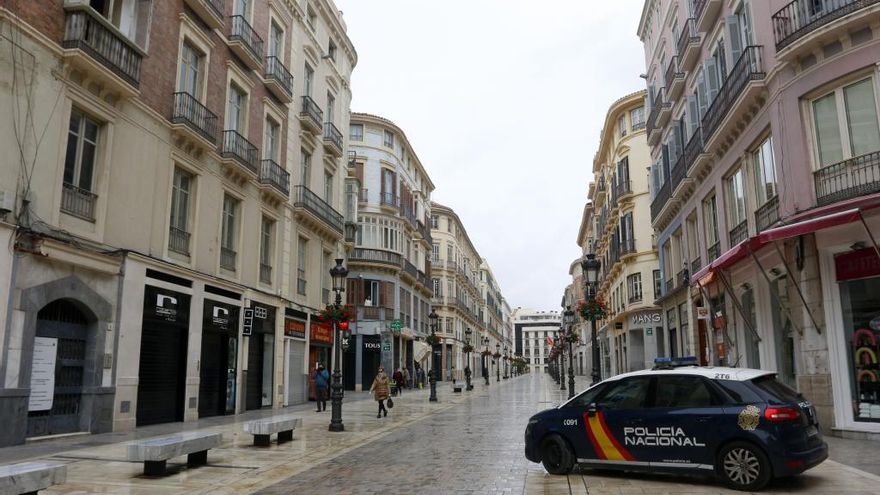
<box><xmin>27</xmin><ymin>300</ymin><xmax>89</xmax><ymax>437</ymax></box>
<box><xmin>199</xmin><ymin>331</ymin><xmax>230</xmax><ymax>417</ymax></box>
<box><xmin>287</xmin><ymin>340</ymin><xmax>306</xmax><ymax>404</ymax></box>
<box><xmin>362</xmin><ymin>350</ymin><xmax>380</xmax><ymax>389</ymax></box>
<box><xmin>246</xmin><ymin>335</ymin><xmax>264</xmax><ymax>410</ymax></box>
<box><xmin>137</xmin><ymin>321</ymin><xmax>187</xmax><ymax>426</ymax></box>
<box><xmin>343</xmin><ymin>346</ymin><xmax>356</xmax><ymax>390</ymax></box>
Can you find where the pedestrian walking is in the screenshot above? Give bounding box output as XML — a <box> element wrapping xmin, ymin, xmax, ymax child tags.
<box><xmin>393</xmin><ymin>368</ymin><xmax>405</xmax><ymax>396</ymax></box>
<box><xmin>402</xmin><ymin>367</ymin><xmax>411</xmax><ymax>389</ymax></box>
<box><xmin>417</xmin><ymin>366</ymin><xmax>425</xmax><ymax>389</ymax></box>
<box><xmin>314</xmin><ymin>363</ymin><xmax>329</xmax><ymax>412</ymax></box>
<box><xmin>369</xmin><ymin>366</ymin><xmax>391</xmax><ymax>418</ymax></box>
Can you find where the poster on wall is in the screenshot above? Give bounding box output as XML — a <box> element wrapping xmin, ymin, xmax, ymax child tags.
<box><xmin>28</xmin><ymin>337</ymin><xmax>58</xmax><ymax>412</ymax></box>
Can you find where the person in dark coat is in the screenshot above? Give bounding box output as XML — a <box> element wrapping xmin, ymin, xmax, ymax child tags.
<box><xmin>392</xmin><ymin>368</ymin><xmax>405</xmax><ymax>396</ymax></box>
<box><xmin>370</xmin><ymin>366</ymin><xmax>391</xmax><ymax>418</ymax></box>
<box><xmin>314</xmin><ymin>364</ymin><xmax>330</xmax><ymax>412</ymax></box>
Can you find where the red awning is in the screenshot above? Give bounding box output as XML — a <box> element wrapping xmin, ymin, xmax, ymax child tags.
<box><xmin>692</xmin><ymin>237</ymin><xmax>766</xmax><ymax>285</ymax></box>
<box><xmin>756</xmin><ymin>208</ymin><xmax>862</xmax><ymax>243</ymax></box>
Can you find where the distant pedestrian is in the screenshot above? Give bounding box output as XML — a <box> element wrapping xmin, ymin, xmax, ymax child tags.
<box><xmin>416</xmin><ymin>366</ymin><xmax>425</xmax><ymax>389</ymax></box>
<box><xmin>314</xmin><ymin>364</ymin><xmax>329</xmax><ymax>412</ymax></box>
<box><xmin>370</xmin><ymin>366</ymin><xmax>391</xmax><ymax>418</ymax></box>
<box><xmin>402</xmin><ymin>367</ymin><xmax>411</xmax><ymax>389</ymax></box>
<box><xmin>393</xmin><ymin>368</ymin><xmax>405</xmax><ymax>396</ymax></box>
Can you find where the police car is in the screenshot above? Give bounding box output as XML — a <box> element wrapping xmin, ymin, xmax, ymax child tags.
<box><xmin>524</xmin><ymin>357</ymin><xmax>827</xmax><ymax>491</ymax></box>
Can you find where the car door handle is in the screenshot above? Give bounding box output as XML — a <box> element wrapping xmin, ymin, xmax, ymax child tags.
<box><xmin>630</xmin><ymin>418</ymin><xmax>644</xmax><ymax>424</ymax></box>
<box><xmin>697</xmin><ymin>416</ymin><xmax>713</xmax><ymax>422</ymax></box>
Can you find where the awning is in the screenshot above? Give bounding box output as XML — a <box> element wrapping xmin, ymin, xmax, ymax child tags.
<box><xmin>414</xmin><ymin>340</ymin><xmax>430</xmax><ymax>362</ymax></box>
<box><xmin>756</xmin><ymin>208</ymin><xmax>862</xmax><ymax>243</ymax></box>
<box><xmin>692</xmin><ymin>237</ymin><xmax>766</xmax><ymax>286</ymax></box>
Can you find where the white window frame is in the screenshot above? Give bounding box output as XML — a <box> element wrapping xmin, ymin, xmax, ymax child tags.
<box><xmin>807</xmin><ymin>73</ymin><xmax>880</xmax><ymax>169</ymax></box>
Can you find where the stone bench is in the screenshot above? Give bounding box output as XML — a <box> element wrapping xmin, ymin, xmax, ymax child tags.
<box><xmin>0</xmin><ymin>461</ymin><xmax>66</xmax><ymax>495</ymax></box>
<box><xmin>243</xmin><ymin>416</ymin><xmax>302</xmax><ymax>447</ymax></box>
<box><xmin>127</xmin><ymin>431</ymin><xmax>222</xmax><ymax>476</ymax></box>
<box><xmin>452</xmin><ymin>384</ymin><xmax>463</xmax><ymax>393</ymax></box>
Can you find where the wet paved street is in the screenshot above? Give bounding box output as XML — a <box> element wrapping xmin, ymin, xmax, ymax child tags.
<box><xmin>0</xmin><ymin>373</ymin><xmax>878</xmax><ymax>494</ymax></box>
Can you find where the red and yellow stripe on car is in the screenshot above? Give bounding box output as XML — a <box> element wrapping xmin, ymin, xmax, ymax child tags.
<box><xmin>582</xmin><ymin>412</ymin><xmax>635</xmax><ymax>461</ymax></box>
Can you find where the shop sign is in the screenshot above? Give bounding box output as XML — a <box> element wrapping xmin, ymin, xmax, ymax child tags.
<box><xmin>364</xmin><ymin>341</ymin><xmax>381</xmax><ymax>350</ymax></box>
<box><xmin>646</xmin><ymin>328</ymin><xmax>653</xmax><ymax>336</ymax></box>
<box><xmin>630</xmin><ymin>311</ymin><xmax>661</xmax><ymax>326</ymax></box>
<box><xmin>284</xmin><ymin>318</ymin><xmax>306</xmax><ymax>338</ymax></box>
<box><xmin>835</xmin><ymin>247</ymin><xmax>880</xmax><ymax>282</ymax></box>
<box><xmin>696</xmin><ymin>307</ymin><xmax>710</xmax><ymax>320</ymax></box>
<box><xmin>310</xmin><ymin>322</ymin><xmax>333</xmax><ymax>344</ymax></box>
<box><xmin>242</xmin><ymin>308</ymin><xmax>254</xmax><ymax>336</ymax></box>
<box><xmin>28</xmin><ymin>337</ymin><xmax>57</xmax><ymax>412</ymax></box>
<box><xmin>204</xmin><ymin>300</ymin><xmax>239</xmax><ymax>332</ymax></box>
<box><xmin>143</xmin><ymin>286</ymin><xmax>190</xmax><ymax>324</ymax></box>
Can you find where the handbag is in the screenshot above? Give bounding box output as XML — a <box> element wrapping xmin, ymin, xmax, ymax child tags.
<box><xmin>387</xmin><ymin>397</ymin><xmax>394</xmax><ymax>408</ymax></box>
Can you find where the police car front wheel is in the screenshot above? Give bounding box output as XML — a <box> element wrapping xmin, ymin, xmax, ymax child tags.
<box><xmin>540</xmin><ymin>434</ymin><xmax>574</xmax><ymax>475</ymax></box>
<box><xmin>716</xmin><ymin>441</ymin><xmax>772</xmax><ymax>491</ymax></box>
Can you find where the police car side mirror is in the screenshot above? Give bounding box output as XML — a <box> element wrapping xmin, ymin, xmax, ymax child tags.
<box><xmin>587</xmin><ymin>403</ymin><xmax>598</xmax><ymax>417</ymax></box>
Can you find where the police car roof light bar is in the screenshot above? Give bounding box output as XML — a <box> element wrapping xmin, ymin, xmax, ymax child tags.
<box><xmin>652</xmin><ymin>356</ymin><xmax>699</xmax><ymax>369</ymax></box>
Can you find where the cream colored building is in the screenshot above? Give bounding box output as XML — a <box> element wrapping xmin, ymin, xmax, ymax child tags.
<box><xmin>0</xmin><ymin>0</ymin><xmax>355</xmax><ymax>446</ymax></box>
<box><xmin>577</xmin><ymin>90</ymin><xmax>662</xmax><ymax>378</ymax></box>
<box><xmin>513</xmin><ymin>308</ymin><xmax>561</xmax><ymax>374</ymax></box>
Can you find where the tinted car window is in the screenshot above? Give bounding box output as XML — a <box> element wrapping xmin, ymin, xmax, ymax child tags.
<box><xmin>751</xmin><ymin>375</ymin><xmax>800</xmax><ymax>404</ymax></box>
<box><xmin>654</xmin><ymin>375</ymin><xmax>715</xmax><ymax>408</ymax></box>
<box><xmin>714</xmin><ymin>379</ymin><xmax>763</xmax><ymax>405</ymax></box>
<box><xmin>564</xmin><ymin>383</ymin><xmax>606</xmax><ymax>409</ymax></box>
<box><xmin>596</xmin><ymin>377</ymin><xmax>650</xmax><ymax>410</ymax></box>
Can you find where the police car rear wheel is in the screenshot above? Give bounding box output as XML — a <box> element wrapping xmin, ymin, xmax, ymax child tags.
<box><xmin>717</xmin><ymin>441</ymin><xmax>771</xmax><ymax>491</ymax></box>
<box><xmin>540</xmin><ymin>434</ymin><xmax>574</xmax><ymax>475</ymax></box>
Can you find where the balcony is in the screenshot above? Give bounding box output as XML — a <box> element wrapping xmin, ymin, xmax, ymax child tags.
<box><xmin>260</xmin><ymin>263</ymin><xmax>272</xmax><ymax>284</ymax></box>
<box><xmin>772</xmin><ymin>0</ymin><xmax>880</xmax><ymax>58</ymax></box>
<box><xmin>417</xmin><ymin>270</ymin><xmax>432</xmax><ymax>292</ymax></box>
<box><xmin>402</xmin><ymin>260</ymin><xmax>419</xmax><ymax>281</ymax></box>
<box><xmin>401</xmin><ymin>207</ymin><xmax>418</xmax><ymax>228</ymax></box>
<box><xmin>62</xmin><ymin>7</ymin><xmax>143</xmax><ymax>98</ymax></box>
<box><xmin>183</xmin><ymin>0</ymin><xmax>224</xmax><ymax>30</ymax></box>
<box><xmin>417</xmin><ymin>220</ymin><xmax>433</xmax><ymax>245</ymax></box>
<box><xmin>684</xmin><ymin>129</ymin><xmax>709</xmax><ymax>177</ymax></box>
<box><xmin>729</xmin><ymin>220</ymin><xmax>749</xmax><ymax>247</ymax></box>
<box><xmin>61</xmin><ymin>183</ymin><xmax>97</xmax><ymax>222</ymax></box>
<box><xmin>665</xmin><ymin>278</ymin><xmax>674</xmax><ymax>295</ymax></box>
<box><xmin>259</xmin><ymin>159</ymin><xmax>290</xmax><ymax>198</ymax></box>
<box><xmin>171</xmin><ymin>92</ymin><xmax>217</xmax><ymax>148</ymax></box>
<box><xmin>380</xmin><ymin>192</ymin><xmax>400</xmax><ymax>209</ymax></box>
<box><xmin>691</xmin><ymin>257</ymin><xmax>702</xmax><ymax>275</ymax></box>
<box><xmin>647</xmin><ymin>89</ymin><xmax>671</xmax><ymax>145</ymax></box>
<box><xmin>628</xmin><ymin>294</ymin><xmax>643</xmax><ymax>304</ymax></box>
<box><xmin>323</xmin><ymin>122</ymin><xmax>344</xmax><ymax>157</ymax></box>
<box><xmin>700</xmin><ymin>46</ymin><xmax>766</xmax><ymax>153</ymax></box>
<box><xmin>694</xmin><ymin>0</ymin><xmax>722</xmax><ymax>32</ymax></box>
<box><xmin>615</xmin><ymin>180</ymin><xmax>633</xmax><ymax>200</ymax></box>
<box><xmin>292</xmin><ymin>185</ymin><xmax>344</xmax><ymax>234</ymax></box>
<box><xmin>677</xmin><ymin>18</ymin><xmax>702</xmax><ymax>71</ymax></box>
<box><xmin>813</xmin><ymin>150</ymin><xmax>880</xmax><ymax>206</ymax></box>
<box><xmin>344</xmin><ymin>221</ymin><xmax>357</xmax><ymax>244</ymax></box>
<box><xmin>298</xmin><ymin>96</ymin><xmax>323</xmax><ymax>134</ymax></box>
<box><xmin>220</xmin><ymin>247</ymin><xmax>236</xmax><ymax>271</ymax></box>
<box><xmin>665</xmin><ymin>57</ymin><xmax>686</xmax><ymax>102</ymax></box>
<box><xmin>228</xmin><ymin>15</ymin><xmax>263</xmax><ymax>70</ymax></box>
<box><xmin>221</xmin><ymin>130</ymin><xmax>259</xmax><ymax>176</ymax></box>
<box><xmin>358</xmin><ymin>305</ymin><xmax>394</xmax><ymax>321</ymax></box>
<box><xmin>348</xmin><ymin>248</ymin><xmax>402</xmax><ymax>267</ymax></box>
<box><xmin>168</xmin><ymin>227</ymin><xmax>191</xmax><ymax>256</ymax></box>
<box><xmin>677</xmin><ymin>268</ymin><xmax>690</xmax><ymax>289</ymax></box>
<box><xmin>707</xmin><ymin>241</ymin><xmax>721</xmax><ymax>261</ymax></box>
<box><xmin>264</xmin><ymin>56</ymin><xmax>293</xmax><ymax>103</ymax></box>
<box><xmin>620</xmin><ymin>238</ymin><xmax>637</xmax><ymax>256</ymax></box>
<box><xmin>650</xmin><ymin>180</ymin><xmax>671</xmax><ymax>222</ymax></box>
<box><xmin>358</xmin><ymin>188</ymin><xmax>369</xmax><ymax>203</ymax></box>
<box><xmin>755</xmin><ymin>196</ymin><xmax>780</xmax><ymax>232</ymax></box>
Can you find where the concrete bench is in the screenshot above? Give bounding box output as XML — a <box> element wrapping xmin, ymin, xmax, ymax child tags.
<box><xmin>243</xmin><ymin>416</ymin><xmax>302</xmax><ymax>447</ymax></box>
<box><xmin>127</xmin><ymin>431</ymin><xmax>222</xmax><ymax>476</ymax></box>
<box><xmin>452</xmin><ymin>384</ymin><xmax>463</xmax><ymax>393</ymax></box>
<box><xmin>0</xmin><ymin>461</ymin><xmax>66</xmax><ymax>495</ymax></box>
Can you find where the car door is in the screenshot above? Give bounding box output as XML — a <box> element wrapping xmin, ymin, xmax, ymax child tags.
<box><xmin>581</xmin><ymin>376</ymin><xmax>652</xmax><ymax>466</ymax></box>
<box><xmin>557</xmin><ymin>383</ymin><xmax>607</xmax><ymax>459</ymax></box>
<box><xmin>642</xmin><ymin>374</ymin><xmax>723</xmax><ymax>470</ymax></box>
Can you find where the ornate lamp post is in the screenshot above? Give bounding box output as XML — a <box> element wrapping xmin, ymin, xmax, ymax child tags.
<box><xmin>581</xmin><ymin>253</ymin><xmax>602</xmax><ymax>385</ymax></box>
<box><xmin>559</xmin><ymin>331</ymin><xmax>566</xmax><ymax>391</ymax></box>
<box><xmin>482</xmin><ymin>336</ymin><xmax>490</xmax><ymax>385</ymax></box>
<box><xmin>495</xmin><ymin>343</ymin><xmax>500</xmax><ymax>382</ymax></box>
<box><xmin>564</xmin><ymin>306</ymin><xmax>576</xmax><ymax>399</ymax></box>
<box><xmin>465</xmin><ymin>328</ymin><xmax>473</xmax><ymax>391</ymax></box>
<box><xmin>328</xmin><ymin>259</ymin><xmax>348</xmax><ymax>432</ymax></box>
<box><xmin>503</xmin><ymin>345</ymin><xmax>508</xmax><ymax>379</ymax></box>
<box><xmin>428</xmin><ymin>308</ymin><xmax>439</xmax><ymax>402</ymax></box>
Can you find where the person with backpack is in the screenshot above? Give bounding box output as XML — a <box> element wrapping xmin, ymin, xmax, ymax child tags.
<box><xmin>314</xmin><ymin>363</ymin><xmax>330</xmax><ymax>412</ymax></box>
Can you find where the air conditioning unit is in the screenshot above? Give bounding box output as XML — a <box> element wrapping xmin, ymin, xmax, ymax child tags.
<box><xmin>0</xmin><ymin>190</ymin><xmax>14</xmax><ymax>213</ymax></box>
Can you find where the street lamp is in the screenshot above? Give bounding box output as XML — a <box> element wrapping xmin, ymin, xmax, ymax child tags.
<box><xmin>328</xmin><ymin>259</ymin><xmax>348</xmax><ymax>432</ymax></box>
<box><xmin>428</xmin><ymin>308</ymin><xmax>439</xmax><ymax>402</ymax></box>
<box><xmin>564</xmin><ymin>306</ymin><xmax>576</xmax><ymax>399</ymax></box>
<box><xmin>495</xmin><ymin>343</ymin><xmax>500</xmax><ymax>382</ymax></box>
<box><xmin>581</xmin><ymin>253</ymin><xmax>602</xmax><ymax>385</ymax></box>
<box><xmin>465</xmin><ymin>328</ymin><xmax>473</xmax><ymax>391</ymax></box>
<box><xmin>503</xmin><ymin>345</ymin><xmax>508</xmax><ymax>379</ymax></box>
<box><xmin>482</xmin><ymin>336</ymin><xmax>490</xmax><ymax>385</ymax></box>
<box><xmin>559</xmin><ymin>330</ymin><xmax>566</xmax><ymax>391</ymax></box>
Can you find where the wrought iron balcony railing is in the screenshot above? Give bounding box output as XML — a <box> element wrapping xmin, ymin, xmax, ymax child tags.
<box><xmin>300</xmin><ymin>95</ymin><xmax>323</xmax><ymax>130</ymax></box>
<box><xmin>380</xmin><ymin>192</ymin><xmax>399</xmax><ymax>208</ymax></box>
<box><xmin>172</xmin><ymin>92</ymin><xmax>217</xmax><ymax>144</ymax></box>
<box><xmin>701</xmin><ymin>46</ymin><xmax>765</xmax><ymax>144</ymax></box>
<box><xmin>814</xmin><ymin>150</ymin><xmax>880</xmax><ymax>206</ymax></box>
<box><xmin>677</xmin><ymin>17</ymin><xmax>700</xmax><ymax>59</ymax></box>
<box><xmin>220</xmin><ymin>247</ymin><xmax>237</xmax><ymax>270</ymax></box>
<box><xmin>323</xmin><ymin>122</ymin><xmax>343</xmax><ymax>152</ymax></box>
<box><xmin>260</xmin><ymin>263</ymin><xmax>272</xmax><ymax>284</ymax></box>
<box><xmin>221</xmin><ymin>130</ymin><xmax>258</xmax><ymax>174</ymax></box>
<box><xmin>677</xmin><ymin>268</ymin><xmax>690</xmax><ymax>288</ymax></box>
<box><xmin>684</xmin><ymin>128</ymin><xmax>704</xmax><ymax>172</ymax></box>
<box><xmin>265</xmin><ymin>56</ymin><xmax>293</xmax><ymax>97</ymax></box>
<box><xmin>292</xmin><ymin>185</ymin><xmax>343</xmax><ymax>233</ymax></box>
<box><xmin>650</xmin><ymin>180</ymin><xmax>671</xmax><ymax>221</ymax></box>
<box><xmin>620</xmin><ymin>237</ymin><xmax>637</xmax><ymax>255</ymax></box>
<box><xmin>729</xmin><ymin>220</ymin><xmax>749</xmax><ymax>246</ymax></box>
<box><xmin>755</xmin><ymin>195</ymin><xmax>780</xmax><ymax>232</ymax></box>
<box><xmin>61</xmin><ymin>182</ymin><xmax>97</xmax><ymax>221</ymax></box>
<box><xmin>260</xmin><ymin>159</ymin><xmax>290</xmax><ymax>196</ymax></box>
<box><xmin>707</xmin><ymin>241</ymin><xmax>721</xmax><ymax>261</ymax></box>
<box><xmin>349</xmin><ymin>248</ymin><xmax>402</xmax><ymax>267</ymax></box>
<box><xmin>665</xmin><ymin>56</ymin><xmax>684</xmax><ymax>90</ymax></box>
<box><xmin>772</xmin><ymin>0</ymin><xmax>879</xmax><ymax>51</ymax></box>
<box><xmin>691</xmin><ymin>257</ymin><xmax>702</xmax><ymax>275</ymax></box>
<box><xmin>359</xmin><ymin>188</ymin><xmax>368</xmax><ymax>202</ymax></box>
<box><xmin>229</xmin><ymin>15</ymin><xmax>263</xmax><ymax>63</ymax></box>
<box><xmin>168</xmin><ymin>227</ymin><xmax>191</xmax><ymax>255</ymax></box>
<box><xmin>63</xmin><ymin>9</ymin><xmax>142</xmax><ymax>88</ymax></box>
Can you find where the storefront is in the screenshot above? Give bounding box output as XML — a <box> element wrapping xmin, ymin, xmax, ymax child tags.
<box><xmin>628</xmin><ymin>310</ymin><xmax>662</xmax><ymax>370</ymax></box>
<box><xmin>361</xmin><ymin>334</ymin><xmax>382</xmax><ymax>391</ymax></box>
<box><xmin>245</xmin><ymin>303</ymin><xmax>275</xmax><ymax>411</ymax></box>
<box><xmin>283</xmin><ymin>309</ymin><xmax>308</xmax><ymax>406</ymax></box>
<box><xmin>308</xmin><ymin>320</ymin><xmax>333</xmax><ymax>400</ymax></box>
<box><xmin>198</xmin><ymin>300</ymin><xmax>238</xmax><ymax>418</ymax></box>
<box><xmin>137</xmin><ymin>285</ymin><xmax>190</xmax><ymax>426</ymax></box>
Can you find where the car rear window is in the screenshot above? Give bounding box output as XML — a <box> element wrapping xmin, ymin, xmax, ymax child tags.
<box><xmin>714</xmin><ymin>379</ymin><xmax>763</xmax><ymax>405</ymax></box>
<box><xmin>751</xmin><ymin>375</ymin><xmax>801</xmax><ymax>404</ymax></box>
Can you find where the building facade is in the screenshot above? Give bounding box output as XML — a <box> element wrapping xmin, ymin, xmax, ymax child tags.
<box><xmin>639</xmin><ymin>0</ymin><xmax>880</xmax><ymax>436</ymax></box>
<box><xmin>0</xmin><ymin>0</ymin><xmax>356</xmax><ymax>446</ymax></box>
<box><xmin>512</xmin><ymin>309</ymin><xmax>561</xmax><ymax>374</ymax></box>
<box><xmin>345</xmin><ymin>113</ymin><xmax>434</xmax><ymax>391</ymax></box>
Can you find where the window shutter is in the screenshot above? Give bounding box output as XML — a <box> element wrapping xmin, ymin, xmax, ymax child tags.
<box><xmin>697</xmin><ymin>72</ymin><xmax>708</xmax><ymax>118</ymax></box>
<box><xmin>687</xmin><ymin>94</ymin><xmax>700</xmax><ymax>140</ymax></box>
<box><xmin>705</xmin><ymin>58</ymin><xmax>720</xmax><ymax>104</ymax></box>
<box><xmin>673</xmin><ymin>122</ymin><xmax>684</xmax><ymax>163</ymax></box>
<box><xmin>661</xmin><ymin>144</ymin><xmax>670</xmax><ymax>180</ymax></box>
<box><xmin>726</xmin><ymin>16</ymin><xmax>743</xmax><ymax>64</ymax></box>
<box><xmin>356</xmin><ymin>162</ymin><xmax>364</xmax><ymax>186</ymax></box>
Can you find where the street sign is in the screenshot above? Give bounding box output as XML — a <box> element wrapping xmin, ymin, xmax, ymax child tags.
<box><xmin>646</xmin><ymin>328</ymin><xmax>653</xmax><ymax>336</ymax></box>
<box><xmin>391</xmin><ymin>319</ymin><xmax>402</xmax><ymax>332</ymax></box>
<box><xmin>242</xmin><ymin>308</ymin><xmax>254</xmax><ymax>336</ymax></box>
<box><xmin>382</xmin><ymin>343</ymin><xmax>391</xmax><ymax>351</ymax></box>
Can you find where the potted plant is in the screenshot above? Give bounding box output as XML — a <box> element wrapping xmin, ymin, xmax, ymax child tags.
<box><xmin>577</xmin><ymin>298</ymin><xmax>608</xmax><ymax>320</ymax></box>
<box><xmin>425</xmin><ymin>334</ymin><xmax>441</xmax><ymax>346</ymax></box>
<box><xmin>317</xmin><ymin>304</ymin><xmax>355</xmax><ymax>324</ymax></box>
<box><xmin>462</xmin><ymin>343</ymin><xmax>474</xmax><ymax>353</ymax></box>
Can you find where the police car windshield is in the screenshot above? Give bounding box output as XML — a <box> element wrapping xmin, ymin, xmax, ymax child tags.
<box><xmin>751</xmin><ymin>375</ymin><xmax>801</xmax><ymax>404</ymax></box>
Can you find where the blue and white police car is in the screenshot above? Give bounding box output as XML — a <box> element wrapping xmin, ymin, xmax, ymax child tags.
<box><xmin>524</xmin><ymin>357</ymin><xmax>828</xmax><ymax>491</ymax></box>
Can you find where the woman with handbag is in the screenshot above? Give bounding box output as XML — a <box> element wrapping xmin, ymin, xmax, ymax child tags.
<box><xmin>369</xmin><ymin>366</ymin><xmax>391</xmax><ymax>418</ymax></box>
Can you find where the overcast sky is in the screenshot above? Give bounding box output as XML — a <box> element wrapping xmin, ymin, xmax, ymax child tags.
<box><xmin>335</xmin><ymin>0</ymin><xmax>647</xmax><ymax>312</ymax></box>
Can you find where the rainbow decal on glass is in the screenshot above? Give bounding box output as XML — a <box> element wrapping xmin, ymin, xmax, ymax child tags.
<box><xmin>582</xmin><ymin>412</ymin><xmax>635</xmax><ymax>461</ymax></box>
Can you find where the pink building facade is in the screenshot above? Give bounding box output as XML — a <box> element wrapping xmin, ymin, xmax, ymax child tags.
<box><xmin>639</xmin><ymin>0</ymin><xmax>880</xmax><ymax>438</ymax></box>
